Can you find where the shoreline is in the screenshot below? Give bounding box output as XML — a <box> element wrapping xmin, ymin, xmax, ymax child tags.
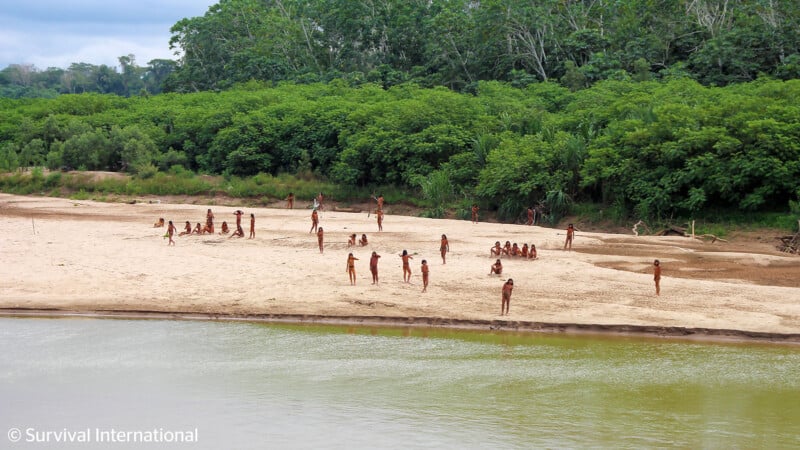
<box><xmin>3</xmin><ymin>308</ymin><xmax>799</xmax><ymax>346</ymax></box>
<box><xmin>3</xmin><ymin>193</ymin><xmax>799</xmax><ymax>341</ymax></box>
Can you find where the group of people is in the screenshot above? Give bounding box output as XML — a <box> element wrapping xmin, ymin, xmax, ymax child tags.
<box><xmin>161</xmin><ymin>208</ymin><xmax>255</xmax><ymax>245</ymax></box>
<box><xmin>489</xmin><ymin>240</ymin><xmax>538</xmax><ymax>260</ymax></box>
<box><xmin>345</xmin><ymin>249</ymin><xmax>430</xmax><ymax>293</ymax></box>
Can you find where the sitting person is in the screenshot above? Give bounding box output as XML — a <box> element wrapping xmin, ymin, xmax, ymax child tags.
<box><xmin>489</xmin><ymin>259</ymin><xmax>503</xmax><ymax>275</ymax></box>
<box><xmin>153</xmin><ymin>218</ymin><xmax>165</xmax><ymax>228</ymax></box>
<box><xmin>520</xmin><ymin>243</ymin><xmax>529</xmax><ymax>258</ymax></box>
<box><xmin>179</xmin><ymin>221</ymin><xmax>192</xmax><ymax>236</ymax></box>
<box><xmin>347</xmin><ymin>233</ymin><xmax>357</xmax><ymax>247</ymax></box>
<box><xmin>490</xmin><ymin>241</ymin><xmax>502</xmax><ymax>256</ymax></box>
<box><xmin>502</xmin><ymin>241</ymin><xmax>512</xmax><ymax>256</ymax></box>
<box><xmin>229</xmin><ymin>224</ymin><xmax>244</xmax><ymax>238</ymax></box>
<box><xmin>359</xmin><ymin>234</ymin><xmax>368</xmax><ymax>246</ymax></box>
<box><xmin>511</xmin><ymin>243</ymin><xmax>521</xmax><ymax>257</ymax></box>
<box><xmin>191</xmin><ymin>222</ymin><xmax>202</xmax><ymax>234</ymax></box>
<box><xmin>219</xmin><ymin>221</ymin><xmax>230</xmax><ymax>234</ymax></box>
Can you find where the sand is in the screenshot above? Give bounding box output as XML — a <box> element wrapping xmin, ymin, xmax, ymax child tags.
<box><xmin>2</xmin><ymin>193</ymin><xmax>799</xmax><ymax>342</ymax></box>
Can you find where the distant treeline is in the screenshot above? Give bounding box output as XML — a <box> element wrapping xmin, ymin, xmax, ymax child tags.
<box><xmin>1</xmin><ymin>78</ymin><xmax>798</xmax><ymax>221</ymax></box>
<box><xmin>3</xmin><ymin>0</ymin><xmax>800</xmax><ymax>98</ymax></box>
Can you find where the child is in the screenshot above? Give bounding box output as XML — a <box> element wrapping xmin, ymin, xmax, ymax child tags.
<box><xmin>564</xmin><ymin>223</ymin><xmax>575</xmax><ymax>250</ymax></box>
<box><xmin>346</xmin><ymin>253</ymin><xmax>359</xmax><ymax>285</ymax></box>
<box><xmin>654</xmin><ymin>259</ymin><xmax>661</xmax><ymax>296</ymax></box>
<box><xmin>317</xmin><ymin>227</ymin><xmax>324</xmax><ymax>253</ymax></box>
<box><xmin>421</xmin><ymin>260</ymin><xmax>429</xmax><ymax>293</ymax></box>
<box><xmin>348</xmin><ymin>234</ymin><xmax>357</xmax><ymax>247</ymax></box>
<box><xmin>219</xmin><ymin>221</ymin><xmax>229</xmax><ymax>235</ymax></box>
<box><xmin>359</xmin><ymin>234</ymin><xmax>368</xmax><ymax>246</ymax></box>
<box><xmin>370</xmin><ymin>251</ymin><xmax>381</xmax><ymax>284</ymax></box>
<box><xmin>167</xmin><ymin>220</ymin><xmax>176</xmax><ymax>246</ymax></box>
<box><xmin>440</xmin><ymin>234</ymin><xmax>449</xmax><ymax>264</ymax></box>
<box><xmin>310</xmin><ymin>209</ymin><xmax>319</xmax><ymax>233</ymax></box>
<box><xmin>529</xmin><ymin>244</ymin><xmax>538</xmax><ymax>260</ymax></box>
<box><xmin>501</xmin><ymin>279</ymin><xmax>514</xmax><ymax>315</ymax></box>
<box><xmin>490</xmin><ymin>241</ymin><xmax>502</xmax><ymax>257</ymax></box>
<box><xmin>489</xmin><ymin>259</ymin><xmax>503</xmax><ymax>275</ymax></box>
<box><xmin>248</xmin><ymin>214</ymin><xmax>255</xmax><ymax>239</ymax></box>
<box><xmin>400</xmin><ymin>250</ymin><xmax>413</xmax><ymax>283</ymax></box>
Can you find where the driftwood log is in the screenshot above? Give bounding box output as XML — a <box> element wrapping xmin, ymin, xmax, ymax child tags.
<box><xmin>776</xmin><ymin>233</ymin><xmax>799</xmax><ymax>254</ymax></box>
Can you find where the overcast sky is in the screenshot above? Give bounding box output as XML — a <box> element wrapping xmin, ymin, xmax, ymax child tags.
<box><xmin>0</xmin><ymin>0</ymin><xmax>218</xmax><ymax>70</ymax></box>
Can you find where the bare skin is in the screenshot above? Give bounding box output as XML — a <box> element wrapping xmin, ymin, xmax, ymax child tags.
<box><xmin>370</xmin><ymin>252</ymin><xmax>381</xmax><ymax>284</ymax></box>
<box><xmin>317</xmin><ymin>228</ymin><xmax>324</xmax><ymax>253</ymax></box>
<box><xmin>421</xmin><ymin>260</ymin><xmax>429</xmax><ymax>292</ymax></box>
<box><xmin>286</xmin><ymin>193</ymin><xmax>294</xmax><ymax>209</ymax></box>
<box><xmin>400</xmin><ymin>250</ymin><xmax>413</xmax><ymax>283</ymax></box>
<box><xmin>564</xmin><ymin>224</ymin><xmax>575</xmax><ymax>251</ymax></box>
<box><xmin>249</xmin><ymin>214</ymin><xmax>255</xmax><ymax>239</ymax></box>
<box><xmin>154</xmin><ymin>218</ymin><xmax>165</xmax><ymax>228</ymax></box>
<box><xmin>440</xmin><ymin>235</ymin><xmax>449</xmax><ymax>264</ymax></box>
<box><xmin>179</xmin><ymin>221</ymin><xmax>192</xmax><ymax>236</ymax></box>
<box><xmin>490</xmin><ymin>241</ymin><xmax>501</xmax><ymax>257</ymax></box>
<box><xmin>377</xmin><ymin>210</ymin><xmax>384</xmax><ymax>232</ymax></box>
<box><xmin>489</xmin><ymin>259</ymin><xmax>503</xmax><ymax>275</ymax></box>
<box><xmin>501</xmin><ymin>279</ymin><xmax>514</xmax><ymax>315</ymax></box>
<box><xmin>167</xmin><ymin>221</ymin><xmax>176</xmax><ymax>246</ymax></box>
<box><xmin>310</xmin><ymin>210</ymin><xmax>319</xmax><ymax>233</ymax></box>
<box><xmin>654</xmin><ymin>259</ymin><xmax>662</xmax><ymax>296</ymax></box>
<box><xmin>346</xmin><ymin>253</ymin><xmax>359</xmax><ymax>285</ymax></box>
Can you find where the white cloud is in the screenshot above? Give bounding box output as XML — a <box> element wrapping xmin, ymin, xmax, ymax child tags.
<box><xmin>0</xmin><ymin>0</ymin><xmax>217</xmax><ymax>70</ymax></box>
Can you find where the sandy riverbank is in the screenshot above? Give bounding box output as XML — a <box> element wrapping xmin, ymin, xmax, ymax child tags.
<box><xmin>2</xmin><ymin>193</ymin><xmax>799</xmax><ymax>341</ymax></box>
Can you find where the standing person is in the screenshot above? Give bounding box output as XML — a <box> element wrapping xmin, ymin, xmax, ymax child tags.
<box><xmin>564</xmin><ymin>223</ymin><xmax>575</xmax><ymax>251</ymax></box>
<box><xmin>529</xmin><ymin>244</ymin><xmax>538</xmax><ymax>260</ymax></box>
<box><xmin>346</xmin><ymin>253</ymin><xmax>359</xmax><ymax>285</ymax></box>
<box><xmin>167</xmin><ymin>220</ymin><xmax>177</xmax><ymax>246</ymax></box>
<box><xmin>377</xmin><ymin>209</ymin><xmax>384</xmax><ymax>232</ymax></box>
<box><xmin>317</xmin><ymin>192</ymin><xmax>325</xmax><ymax>210</ymax></box>
<box><xmin>317</xmin><ymin>227</ymin><xmax>324</xmax><ymax>254</ymax></box>
<box><xmin>233</xmin><ymin>210</ymin><xmax>243</xmax><ymax>229</ymax></box>
<box><xmin>440</xmin><ymin>234</ymin><xmax>449</xmax><ymax>264</ymax></box>
<box><xmin>501</xmin><ymin>279</ymin><xmax>514</xmax><ymax>316</ymax></box>
<box><xmin>205</xmin><ymin>208</ymin><xmax>215</xmax><ymax>234</ymax></box>
<box><xmin>526</xmin><ymin>207</ymin><xmax>534</xmax><ymax>226</ymax></box>
<box><xmin>400</xmin><ymin>250</ymin><xmax>413</xmax><ymax>283</ymax></box>
<box><xmin>310</xmin><ymin>209</ymin><xmax>319</xmax><ymax>233</ymax></box>
<box><xmin>421</xmin><ymin>260</ymin><xmax>429</xmax><ymax>293</ymax></box>
<box><xmin>654</xmin><ymin>259</ymin><xmax>661</xmax><ymax>296</ymax></box>
<box><xmin>471</xmin><ymin>204</ymin><xmax>479</xmax><ymax>224</ymax></box>
<box><xmin>376</xmin><ymin>194</ymin><xmax>385</xmax><ymax>211</ymax></box>
<box><xmin>248</xmin><ymin>213</ymin><xmax>255</xmax><ymax>239</ymax></box>
<box><xmin>286</xmin><ymin>192</ymin><xmax>294</xmax><ymax>209</ymax></box>
<box><xmin>369</xmin><ymin>251</ymin><xmax>381</xmax><ymax>285</ymax></box>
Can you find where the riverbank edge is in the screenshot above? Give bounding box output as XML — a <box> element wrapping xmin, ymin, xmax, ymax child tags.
<box><xmin>3</xmin><ymin>308</ymin><xmax>799</xmax><ymax>346</ymax></box>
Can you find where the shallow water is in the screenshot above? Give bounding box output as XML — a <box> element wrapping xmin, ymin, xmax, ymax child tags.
<box><xmin>1</xmin><ymin>318</ymin><xmax>798</xmax><ymax>449</ymax></box>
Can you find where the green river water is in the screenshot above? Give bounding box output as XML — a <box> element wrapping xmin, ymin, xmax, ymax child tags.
<box><xmin>0</xmin><ymin>317</ymin><xmax>798</xmax><ymax>449</ymax></box>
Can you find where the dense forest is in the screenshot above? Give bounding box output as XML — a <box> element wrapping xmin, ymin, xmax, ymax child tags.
<box><xmin>1</xmin><ymin>0</ymin><xmax>799</xmax><ymax>225</ymax></box>
<box><xmin>3</xmin><ymin>0</ymin><xmax>800</xmax><ymax>97</ymax></box>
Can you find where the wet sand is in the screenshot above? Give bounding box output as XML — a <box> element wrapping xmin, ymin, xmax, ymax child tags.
<box><xmin>2</xmin><ymin>193</ymin><xmax>799</xmax><ymax>342</ymax></box>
